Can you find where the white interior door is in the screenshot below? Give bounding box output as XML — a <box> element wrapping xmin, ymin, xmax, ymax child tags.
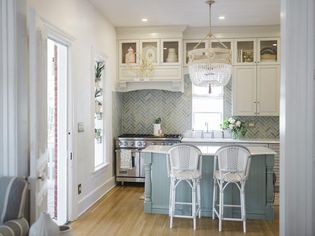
<box><xmin>28</xmin><ymin>8</ymin><xmax>49</xmax><ymax>224</ymax></box>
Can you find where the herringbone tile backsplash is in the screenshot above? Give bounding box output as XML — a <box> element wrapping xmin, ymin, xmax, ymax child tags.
<box><xmin>113</xmin><ymin>76</ymin><xmax>279</xmax><ymax>139</ymax></box>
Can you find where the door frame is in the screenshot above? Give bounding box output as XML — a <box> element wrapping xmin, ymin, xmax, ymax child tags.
<box><xmin>280</xmin><ymin>0</ymin><xmax>314</xmax><ymax>235</ymax></box>
<box><xmin>41</xmin><ymin>20</ymin><xmax>76</xmax><ymax>222</ymax></box>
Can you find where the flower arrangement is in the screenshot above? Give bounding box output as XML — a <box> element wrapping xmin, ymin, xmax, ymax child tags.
<box><xmin>220</xmin><ymin>117</ymin><xmax>247</xmax><ymax>139</ymax></box>
<box><xmin>127</xmin><ymin>52</ymin><xmax>154</xmax><ymax>80</ymax></box>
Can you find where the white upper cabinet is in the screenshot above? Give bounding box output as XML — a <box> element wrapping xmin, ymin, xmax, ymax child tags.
<box><xmin>116</xmin><ymin>26</ymin><xmax>186</xmax><ymax>92</ymax></box>
<box><xmin>234</xmin><ymin>38</ymin><xmax>280</xmax><ymax>65</ymax></box>
<box><xmin>256</xmin><ymin>65</ymin><xmax>280</xmax><ymax>115</ymax></box>
<box><xmin>233</xmin><ymin>64</ymin><xmax>280</xmax><ymax>116</ymax></box>
<box><xmin>233</xmin><ymin>37</ymin><xmax>280</xmax><ymax>116</ymax></box>
<box><xmin>232</xmin><ymin>66</ymin><xmax>257</xmax><ymax>115</ymax></box>
<box><xmin>118</xmin><ymin>38</ymin><xmax>183</xmax><ymax>91</ymax></box>
<box><xmin>116</xmin><ymin>26</ymin><xmax>280</xmax><ymax>95</ymax></box>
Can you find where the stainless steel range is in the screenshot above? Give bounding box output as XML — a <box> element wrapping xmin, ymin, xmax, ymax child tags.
<box><xmin>115</xmin><ymin>134</ymin><xmax>182</xmax><ymax>184</ymax></box>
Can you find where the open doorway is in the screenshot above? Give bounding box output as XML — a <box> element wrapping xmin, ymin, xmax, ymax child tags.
<box><xmin>47</xmin><ymin>38</ymin><xmax>68</xmax><ymax>225</ymax></box>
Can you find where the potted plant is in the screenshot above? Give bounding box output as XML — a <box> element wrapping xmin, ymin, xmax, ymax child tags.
<box><xmin>220</xmin><ymin>117</ymin><xmax>247</xmax><ymax>139</ymax></box>
<box><xmin>95</xmin><ymin>128</ymin><xmax>103</xmax><ymax>143</ymax></box>
<box><xmin>153</xmin><ymin>118</ymin><xmax>162</xmax><ymax>136</ymax></box>
<box><xmin>95</xmin><ymin>61</ymin><xmax>104</xmax><ymax>82</ymax></box>
<box><xmin>95</xmin><ymin>100</ymin><xmax>102</xmax><ymax>116</ymax></box>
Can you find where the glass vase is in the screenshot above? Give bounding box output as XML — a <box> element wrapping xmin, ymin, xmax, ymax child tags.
<box><xmin>232</xmin><ymin>131</ymin><xmax>241</xmax><ymax>139</ymax></box>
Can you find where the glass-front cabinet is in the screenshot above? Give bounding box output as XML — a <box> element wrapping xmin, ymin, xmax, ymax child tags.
<box><xmin>119</xmin><ymin>40</ymin><xmax>139</xmax><ymax>65</ymax></box>
<box><xmin>211</xmin><ymin>40</ymin><xmax>233</xmax><ymax>64</ymax></box>
<box><xmin>161</xmin><ymin>39</ymin><xmax>181</xmax><ymax>64</ymax></box>
<box><xmin>234</xmin><ymin>38</ymin><xmax>280</xmax><ymax>65</ymax></box>
<box><xmin>258</xmin><ymin>38</ymin><xmax>280</xmax><ymax>64</ymax></box>
<box><xmin>234</xmin><ymin>39</ymin><xmax>256</xmax><ymax>64</ymax></box>
<box><xmin>118</xmin><ymin>37</ymin><xmax>183</xmax><ymax>91</ymax></box>
<box><xmin>140</xmin><ymin>40</ymin><xmax>159</xmax><ymax>64</ymax></box>
<box><xmin>211</xmin><ymin>40</ymin><xmax>232</xmax><ymax>49</ymax></box>
<box><xmin>184</xmin><ymin>40</ymin><xmax>206</xmax><ymax>65</ymax></box>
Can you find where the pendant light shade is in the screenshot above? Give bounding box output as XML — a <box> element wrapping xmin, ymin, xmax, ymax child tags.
<box><xmin>188</xmin><ymin>0</ymin><xmax>232</xmax><ymax>93</ymax></box>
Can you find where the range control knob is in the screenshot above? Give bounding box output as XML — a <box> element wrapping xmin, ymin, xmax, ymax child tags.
<box><xmin>119</xmin><ymin>141</ymin><xmax>127</xmax><ymax>147</ymax></box>
<box><xmin>136</xmin><ymin>141</ymin><xmax>142</xmax><ymax>147</ymax></box>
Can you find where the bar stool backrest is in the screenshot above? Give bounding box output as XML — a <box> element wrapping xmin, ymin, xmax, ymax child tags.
<box><xmin>167</xmin><ymin>144</ymin><xmax>202</xmax><ymax>176</ymax></box>
<box><xmin>214</xmin><ymin>145</ymin><xmax>251</xmax><ymax>179</ymax></box>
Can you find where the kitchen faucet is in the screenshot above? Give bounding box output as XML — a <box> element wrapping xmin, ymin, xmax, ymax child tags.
<box><xmin>205</xmin><ymin>122</ymin><xmax>209</xmax><ymax>133</ymax></box>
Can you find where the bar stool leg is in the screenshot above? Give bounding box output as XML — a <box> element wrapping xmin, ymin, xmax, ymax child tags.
<box><xmin>212</xmin><ymin>179</ymin><xmax>216</xmax><ymax>219</ymax></box>
<box><xmin>197</xmin><ymin>179</ymin><xmax>201</xmax><ymax>218</ymax></box>
<box><xmin>169</xmin><ymin>182</ymin><xmax>172</xmax><ymax>216</ymax></box>
<box><xmin>241</xmin><ymin>183</ymin><xmax>246</xmax><ymax>233</ymax></box>
<box><xmin>219</xmin><ymin>182</ymin><xmax>223</xmax><ymax>232</ymax></box>
<box><xmin>222</xmin><ymin>185</ymin><xmax>225</xmax><ymax>217</ymax></box>
<box><xmin>192</xmin><ymin>180</ymin><xmax>196</xmax><ymax>230</ymax></box>
<box><xmin>170</xmin><ymin>178</ymin><xmax>176</xmax><ymax>228</ymax></box>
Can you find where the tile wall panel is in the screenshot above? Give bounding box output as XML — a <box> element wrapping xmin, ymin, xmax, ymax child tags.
<box><xmin>112</xmin><ymin>92</ymin><xmax>122</xmax><ymax>137</ymax></box>
<box><xmin>113</xmin><ymin>75</ymin><xmax>279</xmax><ymax>139</ymax></box>
<box><xmin>120</xmin><ymin>76</ymin><xmax>192</xmax><ymax>135</ymax></box>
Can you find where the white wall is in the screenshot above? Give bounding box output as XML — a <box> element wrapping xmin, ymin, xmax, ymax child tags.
<box><xmin>27</xmin><ymin>0</ymin><xmax>117</xmax><ymax>219</ymax></box>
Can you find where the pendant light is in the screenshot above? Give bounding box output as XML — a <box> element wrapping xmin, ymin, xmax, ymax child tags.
<box><xmin>188</xmin><ymin>0</ymin><xmax>232</xmax><ymax>93</ymax></box>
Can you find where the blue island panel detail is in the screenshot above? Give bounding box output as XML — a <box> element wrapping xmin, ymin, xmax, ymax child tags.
<box><xmin>144</xmin><ymin>152</ymin><xmax>274</xmax><ymax>220</ymax></box>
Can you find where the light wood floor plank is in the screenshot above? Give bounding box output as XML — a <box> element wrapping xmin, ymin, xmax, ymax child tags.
<box><xmin>71</xmin><ymin>185</ymin><xmax>279</xmax><ymax>236</ymax></box>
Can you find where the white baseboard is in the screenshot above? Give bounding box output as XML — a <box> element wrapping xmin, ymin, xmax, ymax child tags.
<box><xmin>77</xmin><ymin>177</ymin><xmax>116</xmax><ymax>218</ymax></box>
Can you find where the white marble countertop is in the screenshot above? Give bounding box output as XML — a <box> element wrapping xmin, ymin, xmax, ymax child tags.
<box><xmin>181</xmin><ymin>137</ymin><xmax>279</xmax><ymax>144</ymax></box>
<box><xmin>142</xmin><ymin>145</ymin><xmax>277</xmax><ymax>156</ymax></box>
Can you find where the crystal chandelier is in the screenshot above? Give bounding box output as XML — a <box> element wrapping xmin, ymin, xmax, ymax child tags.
<box><xmin>188</xmin><ymin>0</ymin><xmax>232</xmax><ymax>93</ymax></box>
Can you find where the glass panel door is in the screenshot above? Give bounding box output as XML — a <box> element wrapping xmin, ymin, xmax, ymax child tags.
<box><xmin>259</xmin><ymin>39</ymin><xmax>279</xmax><ymax>63</ymax></box>
<box><xmin>162</xmin><ymin>40</ymin><xmax>180</xmax><ymax>64</ymax></box>
<box><xmin>121</xmin><ymin>42</ymin><xmax>137</xmax><ymax>64</ymax></box>
<box><xmin>185</xmin><ymin>41</ymin><xmax>206</xmax><ymax>65</ymax></box>
<box><xmin>141</xmin><ymin>41</ymin><xmax>158</xmax><ymax>64</ymax></box>
<box><xmin>47</xmin><ymin>38</ymin><xmax>68</xmax><ymax>225</ymax></box>
<box><xmin>236</xmin><ymin>40</ymin><xmax>255</xmax><ymax>64</ymax></box>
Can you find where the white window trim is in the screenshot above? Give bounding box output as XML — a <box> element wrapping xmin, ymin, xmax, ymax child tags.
<box><xmin>192</xmin><ymin>85</ymin><xmax>224</xmax><ymax>131</ymax></box>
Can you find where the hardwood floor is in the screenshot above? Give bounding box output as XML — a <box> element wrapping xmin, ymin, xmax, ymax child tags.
<box><xmin>71</xmin><ymin>185</ymin><xmax>279</xmax><ymax>236</ymax></box>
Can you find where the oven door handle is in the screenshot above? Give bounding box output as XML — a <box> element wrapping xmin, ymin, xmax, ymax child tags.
<box><xmin>131</xmin><ymin>155</ymin><xmax>135</xmax><ymax>168</ymax></box>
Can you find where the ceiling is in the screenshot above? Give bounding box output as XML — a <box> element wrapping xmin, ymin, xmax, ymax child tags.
<box><xmin>89</xmin><ymin>0</ymin><xmax>280</xmax><ymax>27</ymax></box>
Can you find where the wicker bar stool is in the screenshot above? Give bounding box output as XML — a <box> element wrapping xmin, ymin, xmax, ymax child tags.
<box><xmin>167</xmin><ymin>144</ymin><xmax>202</xmax><ymax>230</ymax></box>
<box><xmin>212</xmin><ymin>145</ymin><xmax>251</xmax><ymax>233</ymax></box>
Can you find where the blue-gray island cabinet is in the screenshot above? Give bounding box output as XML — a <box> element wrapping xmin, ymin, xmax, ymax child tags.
<box><xmin>142</xmin><ymin>145</ymin><xmax>275</xmax><ymax>220</ymax></box>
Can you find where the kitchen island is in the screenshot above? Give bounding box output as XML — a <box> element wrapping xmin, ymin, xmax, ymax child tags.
<box><xmin>142</xmin><ymin>145</ymin><xmax>276</xmax><ymax>220</ymax></box>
